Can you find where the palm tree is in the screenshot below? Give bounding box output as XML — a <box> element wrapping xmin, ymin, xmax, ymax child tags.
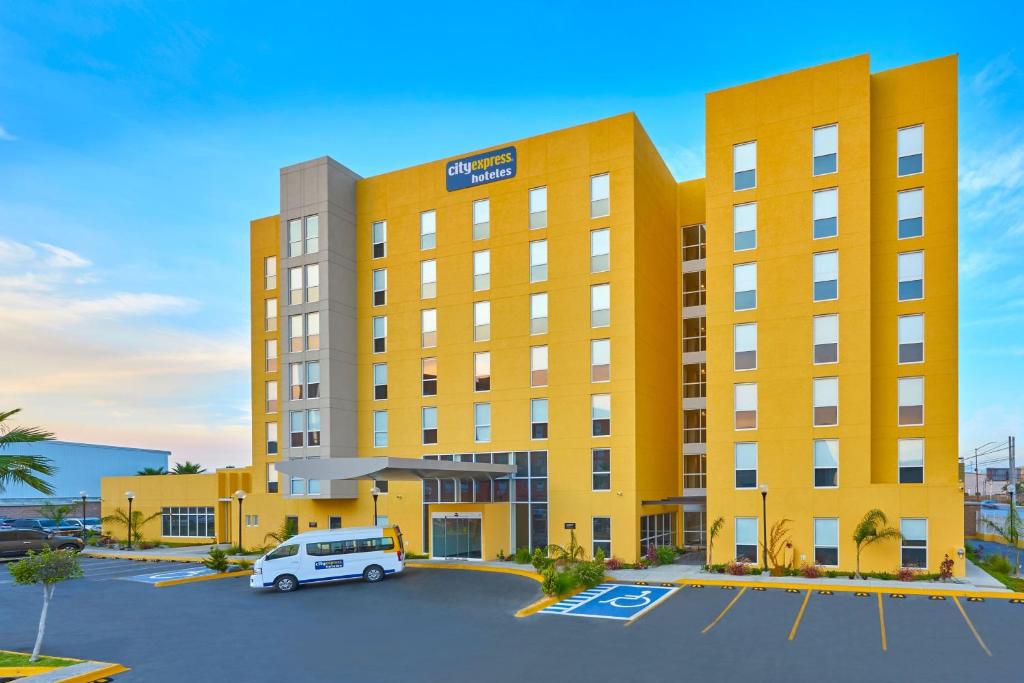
<box><xmin>171</xmin><ymin>461</ymin><xmax>206</xmax><ymax>474</ymax></box>
<box><xmin>38</xmin><ymin>502</ymin><xmax>74</xmax><ymax>528</ymax></box>
<box><xmin>102</xmin><ymin>507</ymin><xmax>162</xmax><ymax>545</ymax></box>
<box><xmin>0</xmin><ymin>408</ymin><xmax>56</xmax><ymax>495</ymax></box>
<box><xmin>706</xmin><ymin>516</ymin><xmax>724</xmax><ymax>569</ymax></box>
<box><xmin>546</xmin><ymin>529</ymin><xmax>586</xmax><ymax>566</ymax></box>
<box><xmin>983</xmin><ymin>503</ymin><xmax>1023</xmax><ymax>577</ymax></box>
<box><xmin>264</xmin><ymin>517</ymin><xmax>298</xmax><ymax>546</ymax></box>
<box><xmin>853</xmin><ymin>509</ymin><xmax>902</xmax><ymax>579</ymax></box>
<box><xmin>136</xmin><ymin>466</ymin><xmax>166</xmax><ymax>476</ymax></box>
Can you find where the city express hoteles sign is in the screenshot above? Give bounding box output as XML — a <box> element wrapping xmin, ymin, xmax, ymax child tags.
<box><xmin>446</xmin><ymin>146</ymin><xmax>516</xmax><ymax>191</ymax></box>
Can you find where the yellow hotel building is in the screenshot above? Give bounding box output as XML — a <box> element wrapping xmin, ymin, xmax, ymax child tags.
<box><xmin>102</xmin><ymin>54</ymin><xmax>963</xmax><ymax>574</ymax></box>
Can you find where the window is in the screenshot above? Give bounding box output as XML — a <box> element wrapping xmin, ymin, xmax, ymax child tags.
<box><xmin>734</xmin><ymin>202</ymin><xmax>756</xmax><ymax>251</ymax></box>
<box><xmin>529</xmin><ymin>240</ymin><xmax>547</xmax><ymax>282</ymax></box>
<box><xmin>901</xmin><ymin>518</ymin><xmax>927</xmax><ymax>568</ymax></box>
<box><xmin>813</xmin><ymin>124</ymin><xmax>838</xmax><ymax>175</ymax></box>
<box><xmin>897</xmin><ymin>125</ymin><xmax>923</xmax><ymax>176</ymax></box>
<box><xmin>371</xmin><ymin>220</ymin><xmax>386</xmax><ymax>258</ymax></box>
<box><xmin>289</xmin><ymin>362</ymin><xmax>303</xmax><ymax>400</ymax></box>
<box><xmin>898</xmin><ymin>377</ymin><xmax>924</xmax><ymax>426</ymax></box>
<box><xmin>266</xmin><ymin>463</ymin><xmax>278</xmax><ymax>494</ymax></box>
<box><xmin>473</xmin><ymin>199</ymin><xmax>490</xmax><ymax>240</ymax></box>
<box><xmin>899</xmin><ymin>439</ymin><xmax>925</xmax><ymax>483</ymax></box>
<box><xmin>813</xmin><ymin>188</ymin><xmax>838</xmax><ymax>239</ymax></box>
<box><xmin>474</xmin><ymin>403</ymin><xmax>491</xmax><ymax>442</ymax></box>
<box><xmin>683</xmin><ymin>363</ymin><xmax>706</xmax><ymax>399</ymax></box>
<box><xmin>305</xmin><ymin>264</ymin><xmax>319</xmax><ymax>303</ymax></box>
<box><xmin>306</xmin><ymin>409</ymin><xmax>320</xmax><ymax>446</ymax></box>
<box><xmin>813</xmin><ymin>314</ymin><xmax>839</xmax><ymax>364</ymax></box>
<box><xmin>684</xmin><ymin>408</ymin><xmax>706</xmax><ymax>444</ymax></box>
<box><xmin>735</xmin><ymin>517</ymin><xmax>757</xmax><ymax>562</ymax></box>
<box><xmin>329</xmin><ymin>516</ymin><xmax>342</xmax><ymax>530</ymax></box>
<box><xmin>682</xmin><ymin>224</ymin><xmax>705</xmax><ymax>261</ymax></box>
<box><xmin>373</xmin><ymin>410</ymin><xmax>388</xmax><ymax>447</ymax></box>
<box><xmin>734</xmin><ymin>263</ymin><xmax>756</xmax><ymax>310</ymax></box>
<box><xmin>265</xmin><ymin>298</ymin><xmax>277</xmax><ymax>332</ymax></box>
<box><xmin>266</xmin><ymin>422</ymin><xmax>278</xmax><ymax>455</ymax></box>
<box><xmin>420</xmin><ymin>260</ymin><xmax>437</xmax><ymax>299</ymax></box>
<box><xmin>372</xmin><ymin>316</ymin><xmax>387</xmax><ymax>353</ymax></box>
<box><xmin>591</xmin><ymin>228</ymin><xmax>610</xmax><ymax>272</ymax></box>
<box><xmin>734</xmin><ymin>323</ymin><xmax>756</xmax><ymax>371</ymax></box>
<box><xmin>734</xmin><ymin>443</ymin><xmax>757</xmax><ymax>488</ymax></box>
<box><xmin>813</xmin><ymin>251</ymin><xmax>839</xmax><ymax>301</ymax></box>
<box><xmin>305</xmin><ymin>312</ymin><xmax>319</xmax><ymax>351</ymax></box>
<box><xmin>266</xmin><ymin>381</ymin><xmax>278</xmax><ymax>413</ymax></box>
<box><xmin>306</xmin><ymin>361</ymin><xmax>320</xmax><ymax>399</ymax></box>
<box><xmin>264</xmin><ymin>256</ymin><xmax>276</xmax><ymax>290</ymax></box>
<box><xmin>473</xmin><ymin>301</ymin><xmax>490</xmax><ymax>341</ymax></box>
<box><xmin>421</xmin><ymin>357</ymin><xmax>437</xmax><ymax>396</ymax></box>
<box><xmin>813</xmin><ymin>377</ymin><xmax>839</xmax><ymax>426</ymax></box>
<box><xmin>373</xmin><ymin>363</ymin><xmax>388</xmax><ymax>400</ymax></box>
<box><xmin>161</xmin><ymin>507</ymin><xmax>215</xmax><ymax>538</ymax></box>
<box><xmin>265</xmin><ymin>339</ymin><xmax>277</xmax><ymax>373</ymax></box>
<box><xmin>525</xmin><ymin>345</ymin><xmax>548</xmax><ymax>387</ymax></box>
<box><xmin>813</xmin><ymin>440</ymin><xmax>839</xmax><ymax>487</ymax></box>
<box><xmin>530</xmin><ymin>293</ymin><xmax>548</xmax><ymax>335</ymax></box>
<box><xmin>473</xmin><ymin>250</ymin><xmax>490</xmax><ymax>291</ymax></box>
<box><xmin>590</xmin><ymin>173</ymin><xmax>610</xmax><ymax>218</ymax></box>
<box><xmin>591</xmin><ymin>283</ymin><xmax>610</xmax><ymax>327</ymax></box>
<box><xmin>422</xmin><ymin>407</ymin><xmax>438</xmax><ymax>444</ymax></box>
<box><xmin>289</xmin><ymin>477</ymin><xmax>304</xmax><ymax>495</ymax></box>
<box><xmin>898</xmin><ymin>251</ymin><xmax>924</xmax><ymax>301</ymax></box>
<box><xmin>474</xmin><ymin>352</ymin><xmax>490</xmax><ymax>392</ymax></box>
<box><xmin>529</xmin><ymin>186</ymin><xmax>547</xmax><ymax>229</ymax></box>
<box><xmin>735</xmin><ymin>383</ymin><xmax>757</xmax><ymax>430</ymax></box>
<box><xmin>289</xmin><ymin>411</ymin><xmax>304</xmax><ymax>447</ymax></box>
<box><xmin>814</xmin><ymin>518</ymin><xmax>839</xmax><ymax>566</ymax></box>
<box><xmin>305</xmin><ymin>215</ymin><xmax>319</xmax><ymax>254</ymax></box>
<box><xmin>683</xmin><ymin>270</ymin><xmax>705</xmax><ymax>308</ymax></box>
<box><xmin>531</xmin><ymin>399</ymin><xmax>548</xmax><ymax>439</ymax></box>
<box><xmin>898</xmin><ymin>314</ymin><xmax>924</xmax><ymax>363</ymax></box>
<box><xmin>898</xmin><ymin>188</ymin><xmax>924</xmax><ymax>239</ymax></box>
<box><xmin>592</xmin><ymin>516</ymin><xmax>611</xmax><ymax>557</ymax></box>
<box><xmin>288</xmin><ymin>218</ymin><xmax>302</xmax><ymax>257</ymax></box>
<box><xmin>421</xmin><ymin>309</ymin><xmax>437</xmax><ymax>348</ymax></box>
<box><xmin>591</xmin><ymin>394</ymin><xmax>611</xmax><ymax>437</ymax></box>
<box><xmin>592</xmin><ymin>448</ymin><xmax>610</xmax><ymax>491</ymax></box>
<box><xmin>640</xmin><ymin>512</ymin><xmax>676</xmax><ymax>557</ymax></box>
<box><xmin>591</xmin><ymin>339</ymin><xmax>610</xmax><ymax>382</ymax></box>
<box><xmin>684</xmin><ymin>317</ymin><xmax>706</xmax><ymax>353</ymax></box>
<box><xmin>372</xmin><ymin>269</ymin><xmax>387</xmax><ymax>306</ymax></box>
<box><xmin>288</xmin><ymin>266</ymin><xmax>303</xmax><ymax>305</ymax></box>
<box><xmin>289</xmin><ymin>314</ymin><xmax>303</xmax><ymax>352</ymax></box>
<box><xmin>733</xmin><ymin>141</ymin><xmax>756</xmax><ymax>191</ymax></box>
<box><xmin>420</xmin><ymin>210</ymin><xmax>436</xmax><ymax>250</ymax></box>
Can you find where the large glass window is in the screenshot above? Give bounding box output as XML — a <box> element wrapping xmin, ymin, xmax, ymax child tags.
<box><xmin>373</xmin><ymin>363</ymin><xmax>388</xmax><ymax>400</ymax></box>
<box><xmin>591</xmin><ymin>394</ymin><xmax>611</xmax><ymax>437</ymax></box>
<box><xmin>733</xmin><ymin>141</ymin><xmax>756</xmax><ymax>191</ymax></box>
<box><xmin>734</xmin><ymin>263</ymin><xmax>756</xmax><ymax>310</ymax></box>
<box><xmin>898</xmin><ymin>314</ymin><xmax>924</xmax><ymax>364</ymax></box>
<box><xmin>474</xmin><ymin>403</ymin><xmax>491</xmax><ymax>442</ymax></box>
<box><xmin>473</xmin><ymin>199</ymin><xmax>490</xmax><ymax>240</ymax></box>
<box><xmin>372</xmin><ymin>316</ymin><xmax>387</xmax><ymax>353</ymax></box>
<box><xmin>735</xmin><ymin>383</ymin><xmax>757</xmax><ymax>430</ymax></box>
<box><xmin>421</xmin><ymin>260</ymin><xmax>437</xmax><ymax>299</ymax></box>
<box><xmin>530</xmin><ymin>346</ymin><xmax>548</xmax><ymax>387</ymax></box>
<box><xmin>373</xmin><ymin>410</ymin><xmax>387</xmax><ymax>448</ymax></box>
<box><xmin>161</xmin><ymin>507</ymin><xmax>215</xmax><ymax>538</ymax></box>
<box><xmin>531</xmin><ymin>399</ymin><xmax>548</xmax><ymax>439</ymax></box>
<box><xmin>813</xmin><ymin>314</ymin><xmax>839</xmax><ymax>364</ymax></box>
<box><xmin>814</xmin><ymin>518</ymin><xmax>839</xmax><ymax>566</ymax></box>
<box><xmin>901</xmin><ymin>518</ymin><xmax>927</xmax><ymax>568</ymax></box>
<box><xmin>591</xmin><ymin>339</ymin><xmax>610</xmax><ymax>382</ymax></box>
<box><xmin>898</xmin><ymin>188</ymin><xmax>924</xmax><ymax>239</ymax></box>
<box><xmin>813</xmin><ymin>188</ymin><xmax>838</xmax><ymax>239</ymax></box>
<box><xmin>592</xmin><ymin>448</ymin><xmax>610</xmax><ymax>491</ymax></box>
<box><xmin>473</xmin><ymin>301</ymin><xmax>490</xmax><ymax>342</ymax></box>
<box><xmin>422</xmin><ymin>407</ymin><xmax>438</xmax><ymax>445</ymax></box>
<box><xmin>898</xmin><ymin>377</ymin><xmax>924</xmax><ymax>426</ymax></box>
<box><xmin>592</xmin><ymin>517</ymin><xmax>611</xmax><ymax>558</ymax></box>
<box><xmin>813</xmin><ymin>251</ymin><xmax>839</xmax><ymax>301</ymax></box>
<box><xmin>682</xmin><ymin>224</ymin><xmax>705</xmax><ymax>262</ymax></box>
<box><xmin>734</xmin><ymin>323</ymin><xmax>756</xmax><ymax>371</ymax></box>
<box><xmin>897</xmin><ymin>125</ymin><xmax>923</xmax><ymax>176</ymax></box>
<box><xmin>530</xmin><ymin>293</ymin><xmax>548</xmax><ymax>335</ymax></box>
<box><xmin>371</xmin><ymin>220</ymin><xmax>386</xmax><ymax>258</ymax></box>
<box><xmin>422</xmin><ymin>309</ymin><xmax>437</xmax><ymax>348</ymax></box>
<box><xmin>813</xmin><ymin>377</ymin><xmax>839</xmax><ymax>426</ymax></box>
<box><xmin>640</xmin><ymin>513</ymin><xmax>676</xmax><ymax>557</ymax></box>
<box><xmin>529</xmin><ymin>240</ymin><xmax>548</xmax><ymax>283</ymax></box>
<box><xmin>372</xmin><ymin>269</ymin><xmax>387</xmax><ymax>306</ymax></box>
<box><xmin>734</xmin><ymin>202</ymin><xmax>756</xmax><ymax>251</ymax></box>
<box><xmin>473</xmin><ymin>250</ymin><xmax>490</xmax><ymax>291</ymax></box>
<box><xmin>898</xmin><ymin>439</ymin><xmax>924</xmax><ymax>483</ymax></box>
<box><xmin>813</xmin><ymin>440</ymin><xmax>839</xmax><ymax>487</ymax></box>
<box><xmin>474</xmin><ymin>352</ymin><xmax>491</xmax><ymax>392</ymax></box>
<box><xmin>898</xmin><ymin>251</ymin><xmax>924</xmax><ymax>301</ymax></box>
<box><xmin>420</xmin><ymin>210</ymin><xmax>436</xmax><ymax>250</ymax></box>
<box><xmin>590</xmin><ymin>173</ymin><xmax>610</xmax><ymax>218</ymax></box>
<box><xmin>734</xmin><ymin>442</ymin><xmax>757</xmax><ymax>488</ymax></box>
<box><xmin>813</xmin><ymin>124</ymin><xmax>838</xmax><ymax>175</ymax></box>
<box><xmin>529</xmin><ymin>186</ymin><xmax>547</xmax><ymax>229</ymax></box>
<box><xmin>735</xmin><ymin>517</ymin><xmax>757</xmax><ymax>562</ymax></box>
<box><xmin>421</xmin><ymin>357</ymin><xmax>437</xmax><ymax>396</ymax></box>
<box><xmin>591</xmin><ymin>228</ymin><xmax>610</xmax><ymax>272</ymax></box>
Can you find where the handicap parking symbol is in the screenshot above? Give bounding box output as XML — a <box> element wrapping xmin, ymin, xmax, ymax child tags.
<box><xmin>541</xmin><ymin>583</ymin><xmax>677</xmax><ymax>621</ymax></box>
<box><xmin>121</xmin><ymin>566</ymin><xmax>215</xmax><ymax>584</ymax></box>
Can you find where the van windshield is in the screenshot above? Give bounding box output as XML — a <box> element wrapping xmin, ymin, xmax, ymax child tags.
<box><xmin>266</xmin><ymin>544</ymin><xmax>299</xmax><ymax>561</ymax></box>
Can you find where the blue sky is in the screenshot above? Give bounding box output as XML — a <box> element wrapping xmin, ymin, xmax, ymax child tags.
<box><xmin>0</xmin><ymin>2</ymin><xmax>1021</xmax><ymax>469</ymax></box>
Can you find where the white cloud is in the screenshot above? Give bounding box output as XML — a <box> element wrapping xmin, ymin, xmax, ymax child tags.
<box><xmin>37</xmin><ymin>242</ymin><xmax>91</xmax><ymax>268</ymax></box>
<box><xmin>0</xmin><ymin>237</ymin><xmax>35</xmax><ymax>264</ymax></box>
<box><xmin>971</xmin><ymin>53</ymin><xmax>1019</xmax><ymax>99</ymax></box>
<box><xmin>0</xmin><ymin>124</ymin><xmax>16</xmax><ymax>142</ymax></box>
<box><xmin>960</xmin><ymin>142</ymin><xmax>1024</xmax><ymax>196</ymax></box>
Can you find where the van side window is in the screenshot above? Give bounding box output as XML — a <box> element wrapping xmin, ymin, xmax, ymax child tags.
<box><xmin>266</xmin><ymin>544</ymin><xmax>298</xmax><ymax>560</ymax></box>
<box><xmin>306</xmin><ymin>540</ymin><xmax>355</xmax><ymax>557</ymax></box>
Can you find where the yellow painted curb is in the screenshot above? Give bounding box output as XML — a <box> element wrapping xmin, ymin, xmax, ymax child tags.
<box><xmin>406</xmin><ymin>561</ymin><xmax>543</xmax><ymax>583</ymax></box>
<box><xmin>0</xmin><ymin>666</ymin><xmax>59</xmax><ymax>675</ymax></box>
<box><xmin>674</xmin><ymin>577</ymin><xmax>1024</xmax><ymax>600</ymax></box>
<box><xmin>0</xmin><ymin>650</ymin><xmax>128</xmax><ymax>682</ymax></box>
<box><xmin>81</xmin><ymin>551</ymin><xmax>206</xmax><ymax>564</ymax></box>
<box><xmin>153</xmin><ymin>570</ymin><xmax>253</xmax><ymax>588</ymax></box>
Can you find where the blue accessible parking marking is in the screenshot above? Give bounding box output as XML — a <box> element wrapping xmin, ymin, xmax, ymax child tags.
<box><xmin>541</xmin><ymin>583</ymin><xmax>678</xmax><ymax>621</ymax></box>
<box><xmin>120</xmin><ymin>566</ymin><xmax>218</xmax><ymax>584</ymax></box>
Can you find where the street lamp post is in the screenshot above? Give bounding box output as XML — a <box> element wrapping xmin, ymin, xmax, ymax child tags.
<box><xmin>79</xmin><ymin>490</ymin><xmax>88</xmax><ymax>540</ymax></box>
<box><xmin>125</xmin><ymin>491</ymin><xmax>135</xmax><ymax>550</ymax></box>
<box><xmin>234</xmin><ymin>490</ymin><xmax>247</xmax><ymax>551</ymax></box>
<box><xmin>759</xmin><ymin>484</ymin><xmax>769</xmax><ymax>573</ymax></box>
<box><xmin>370</xmin><ymin>486</ymin><xmax>381</xmax><ymax>526</ymax></box>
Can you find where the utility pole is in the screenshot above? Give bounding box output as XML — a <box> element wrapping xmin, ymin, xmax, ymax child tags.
<box><xmin>1009</xmin><ymin>436</ymin><xmax>1017</xmax><ymax>510</ymax></box>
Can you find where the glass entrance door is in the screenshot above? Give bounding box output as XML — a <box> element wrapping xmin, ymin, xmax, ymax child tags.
<box><xmin>431</xmin><ymin>515</ymin><xmax>482</xmax><ymax>559</ymax></box>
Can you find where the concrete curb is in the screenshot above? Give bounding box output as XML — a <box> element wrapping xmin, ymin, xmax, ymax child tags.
<box><xmin>0</xmin><ymin>652</ymin><xmax>127</xmax><ymax>682</ymax></box>
<box><xmin>670</xmin><ymin>576</ymin><xmax>1024</xmax><ymax>600</ymax></box>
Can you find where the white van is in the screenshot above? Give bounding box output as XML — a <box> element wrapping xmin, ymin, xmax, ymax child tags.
<box><xmin>251</xmin><ymin>525</ymin><xmax>405</xmax><ymax>592</ymax></box>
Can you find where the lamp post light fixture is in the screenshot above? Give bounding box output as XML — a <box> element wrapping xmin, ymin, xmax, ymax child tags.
<box><xmin>759</xmin><ymin>484</ymin><xmax>769</xmax><ymax>572</ymax></box>
<box><xmin>79</xmin><ymin>490</ymin><xmax>88</xmax><ymax>539</ymax></box>
<box><xmin>370</xmin><ymin>486</ymin><xmax>381</xmax><ymax>526</ymax></box>
<box><xmin>125</xmin><ymin>491</ymin><xmax>136</xmax><ymax>550</ymax></box>
<box><xmin>234</xmin><ymin>490</ymin><xmax>247</xmax><ymax>552</ymax></box>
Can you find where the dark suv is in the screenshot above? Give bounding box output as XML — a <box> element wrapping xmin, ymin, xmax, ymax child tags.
<box><xmin>0</xmin><ymin>529</ymin><xmax>84</xmax><ymax>557</ymax></box>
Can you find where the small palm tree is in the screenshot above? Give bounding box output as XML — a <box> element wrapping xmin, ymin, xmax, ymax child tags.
<box><xmin>264</xmin><ymin>517</ymin><xmax>298</xmax><ymax>546</ymax></box>
<box><xmin>853</xmin><ymin>509</ymin><xmax>902</xmax><ymax>579</ymax></box>
<box><xmin>0</xmin><ymin>408</ymin><xmax>56</xmax><ymax>495</ymax></box>
<box><xmin>171</xmin><ymin>461</ymin><xmax>206</xmax><ymax>474</ymax></box>
<box><xmin>136</xmin><ymin>466</ymin><xmax>166</xmax><ymax>476</ymax></box>
<box><xmin>102</xmin><ymin>507</ymin><xmax>162</xmax><ymax>545</ymax></box>
<box><xmin>706</xmin><ymin>516</ymin><xmax>724</xmax><ymax>569</ymax></box>
<box><xmin>38</xmin><ymin>502</ymin><xmax>74</xmax><ymax>528</ymax></box>
<box><xmin>547</xmin><ymin>529</ymin><xmax>586</xmax><ymax>566</ymax></box>
<box><xmin>984</xmin><ymin>503</ymin><xmax>1022</xmax><ymax>577</ymax></box>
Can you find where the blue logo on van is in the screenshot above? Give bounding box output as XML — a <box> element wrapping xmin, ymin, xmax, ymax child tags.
<box><xmin>446</xmin><ymin>146</ymin><xmax>516</xmax><ymax>191</ymax></box>
<box><xmin>314</xmin><ymin>559</ymin><xmax>344</xmax><ymax>570</ymax></box>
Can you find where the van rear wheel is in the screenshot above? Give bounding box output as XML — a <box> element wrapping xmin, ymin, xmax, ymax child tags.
<box><xmin>274</xmin><ymin>574</ymin><xmax>298</xmax><ymax>592</ymax></box>
<box><xmin>363</xmin><ymin>565</ymin><xmax>385</xmax><ymax>583</ymax></box>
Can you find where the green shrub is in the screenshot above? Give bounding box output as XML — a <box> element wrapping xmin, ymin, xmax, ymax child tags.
<box><xmin>531</xmin><ymin>547</ymin><xmax>553</xmax><ymax>572</ymax></box>
<box><xmin>655</xmin><ymin>545</ymin><xmax>677</xmax><ymax>566</ymax></box>
<box><xmin>234</xmin><ymin>559</ymin><xmax>254</xmax><ymax>570</ymax></box>
<box><xmin>203</xmin><ymin>547</ymin><xmax>230</xmax><ymax>573</ymax></box>
<box><xmin>554</xmin><ymin>570</ymin><xmax>579</xmax><ymax>595</ymax></box>
<box><xmin>986</xmin><ymin>554</ymin><xmax>1013</xmax><ymax>575</ymax></box>
<box><xmin>405</xmin><ymin>551</ymin><xmax>428</xmax><ymax>560</ymax></box>
<box><xmin>574</xmin><ymin>552</ymin><xmax>605</xmax><ymax>589</ymax></box>
<box><xmin>514</xmin><ymin>547</ymin><xmax>531</xmax><ymax>564</ymax></box>
<box><xmin>541</xmin><ymin>566</ymin><xmax>559</xmax><ymax>596</ymax></box>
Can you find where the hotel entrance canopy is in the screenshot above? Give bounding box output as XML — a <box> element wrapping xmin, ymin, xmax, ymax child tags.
<box><xmin>274</xmin><ymin>456</ymin><xmax>515</xmax><ymax>482</ymax></box>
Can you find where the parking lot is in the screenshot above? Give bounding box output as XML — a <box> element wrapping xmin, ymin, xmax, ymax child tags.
<box><xmin>1</xmin><ymin>560</ymin><xmax>1021</xmax><ymax>682</ymax></box>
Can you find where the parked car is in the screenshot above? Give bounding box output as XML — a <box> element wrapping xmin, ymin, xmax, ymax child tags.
<box><xmin>0</xmin><ymin>529</ymin><xmax>84</xmax><ymax>558</ymax></box>
<box><xmin>67</xmin><ymin>517</ymin><xmax>103</xmax><ymax>533</ymax></box>
<box><xmin>7</xmin><ymin>519</ymin><xmax>59</xmax><ymax>532</ymax></box>
<box><xmin>0</xmin><ymin>518</ymin><xmax>16</xmax><ymax>528</ymax></box>
<box><xmin>980</xmin><ymin>500</ymin><xmax>1003</xmax><ymax>509</ymax></box>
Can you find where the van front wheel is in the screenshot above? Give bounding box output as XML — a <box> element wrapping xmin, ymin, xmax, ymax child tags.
<box><xmin>274</xmin><ymin>574</ymin><xmax>298</xmax><ymax>592</ymax></box>
<box><xmin>363</xmin><ymin>565</ymin><xmax>385</xmax><ymax>583</ymax></box>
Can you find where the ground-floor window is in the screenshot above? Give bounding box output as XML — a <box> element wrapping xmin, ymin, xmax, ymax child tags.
<box><xmin>161</xmin><ymin>507</ymin><xmax>215</xmax><ymax>537</ymax></box>
<box><xmin>592</xmin><ymin>516</ymin><xmax>611</xmax><ymax>557</ymax></box>
<box><xmin>245</xmin><ymin>514</ymin><xmax>259</xmax><ymax>528</ymax></box>
<box><xmin>683</xmin><ymin>510</ymin><xmax>705</xmax><ymax>547</ymax></box>
<box><xmin>735</xmin><ymin>517</ymin><xmax>757</xmax><ymax>563</ymax></box>
<box><xmin>639</xmin><ymin>512</ymin><xmax>676</xmax><ymax>557</ymax></box>
<box><xmin>813</xmin><ymin>518</ymin><xmax>838</xmax><ymax>566</ymax></box>
<box><xmin>329</xmin><ymin>516</ymin><xmax>342</xmax><ymax>529</ymax></box>
<box><xmin>901</xmin><ymin>518</ymin><xmax>927</xmax><ymax>568</ymax></box>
